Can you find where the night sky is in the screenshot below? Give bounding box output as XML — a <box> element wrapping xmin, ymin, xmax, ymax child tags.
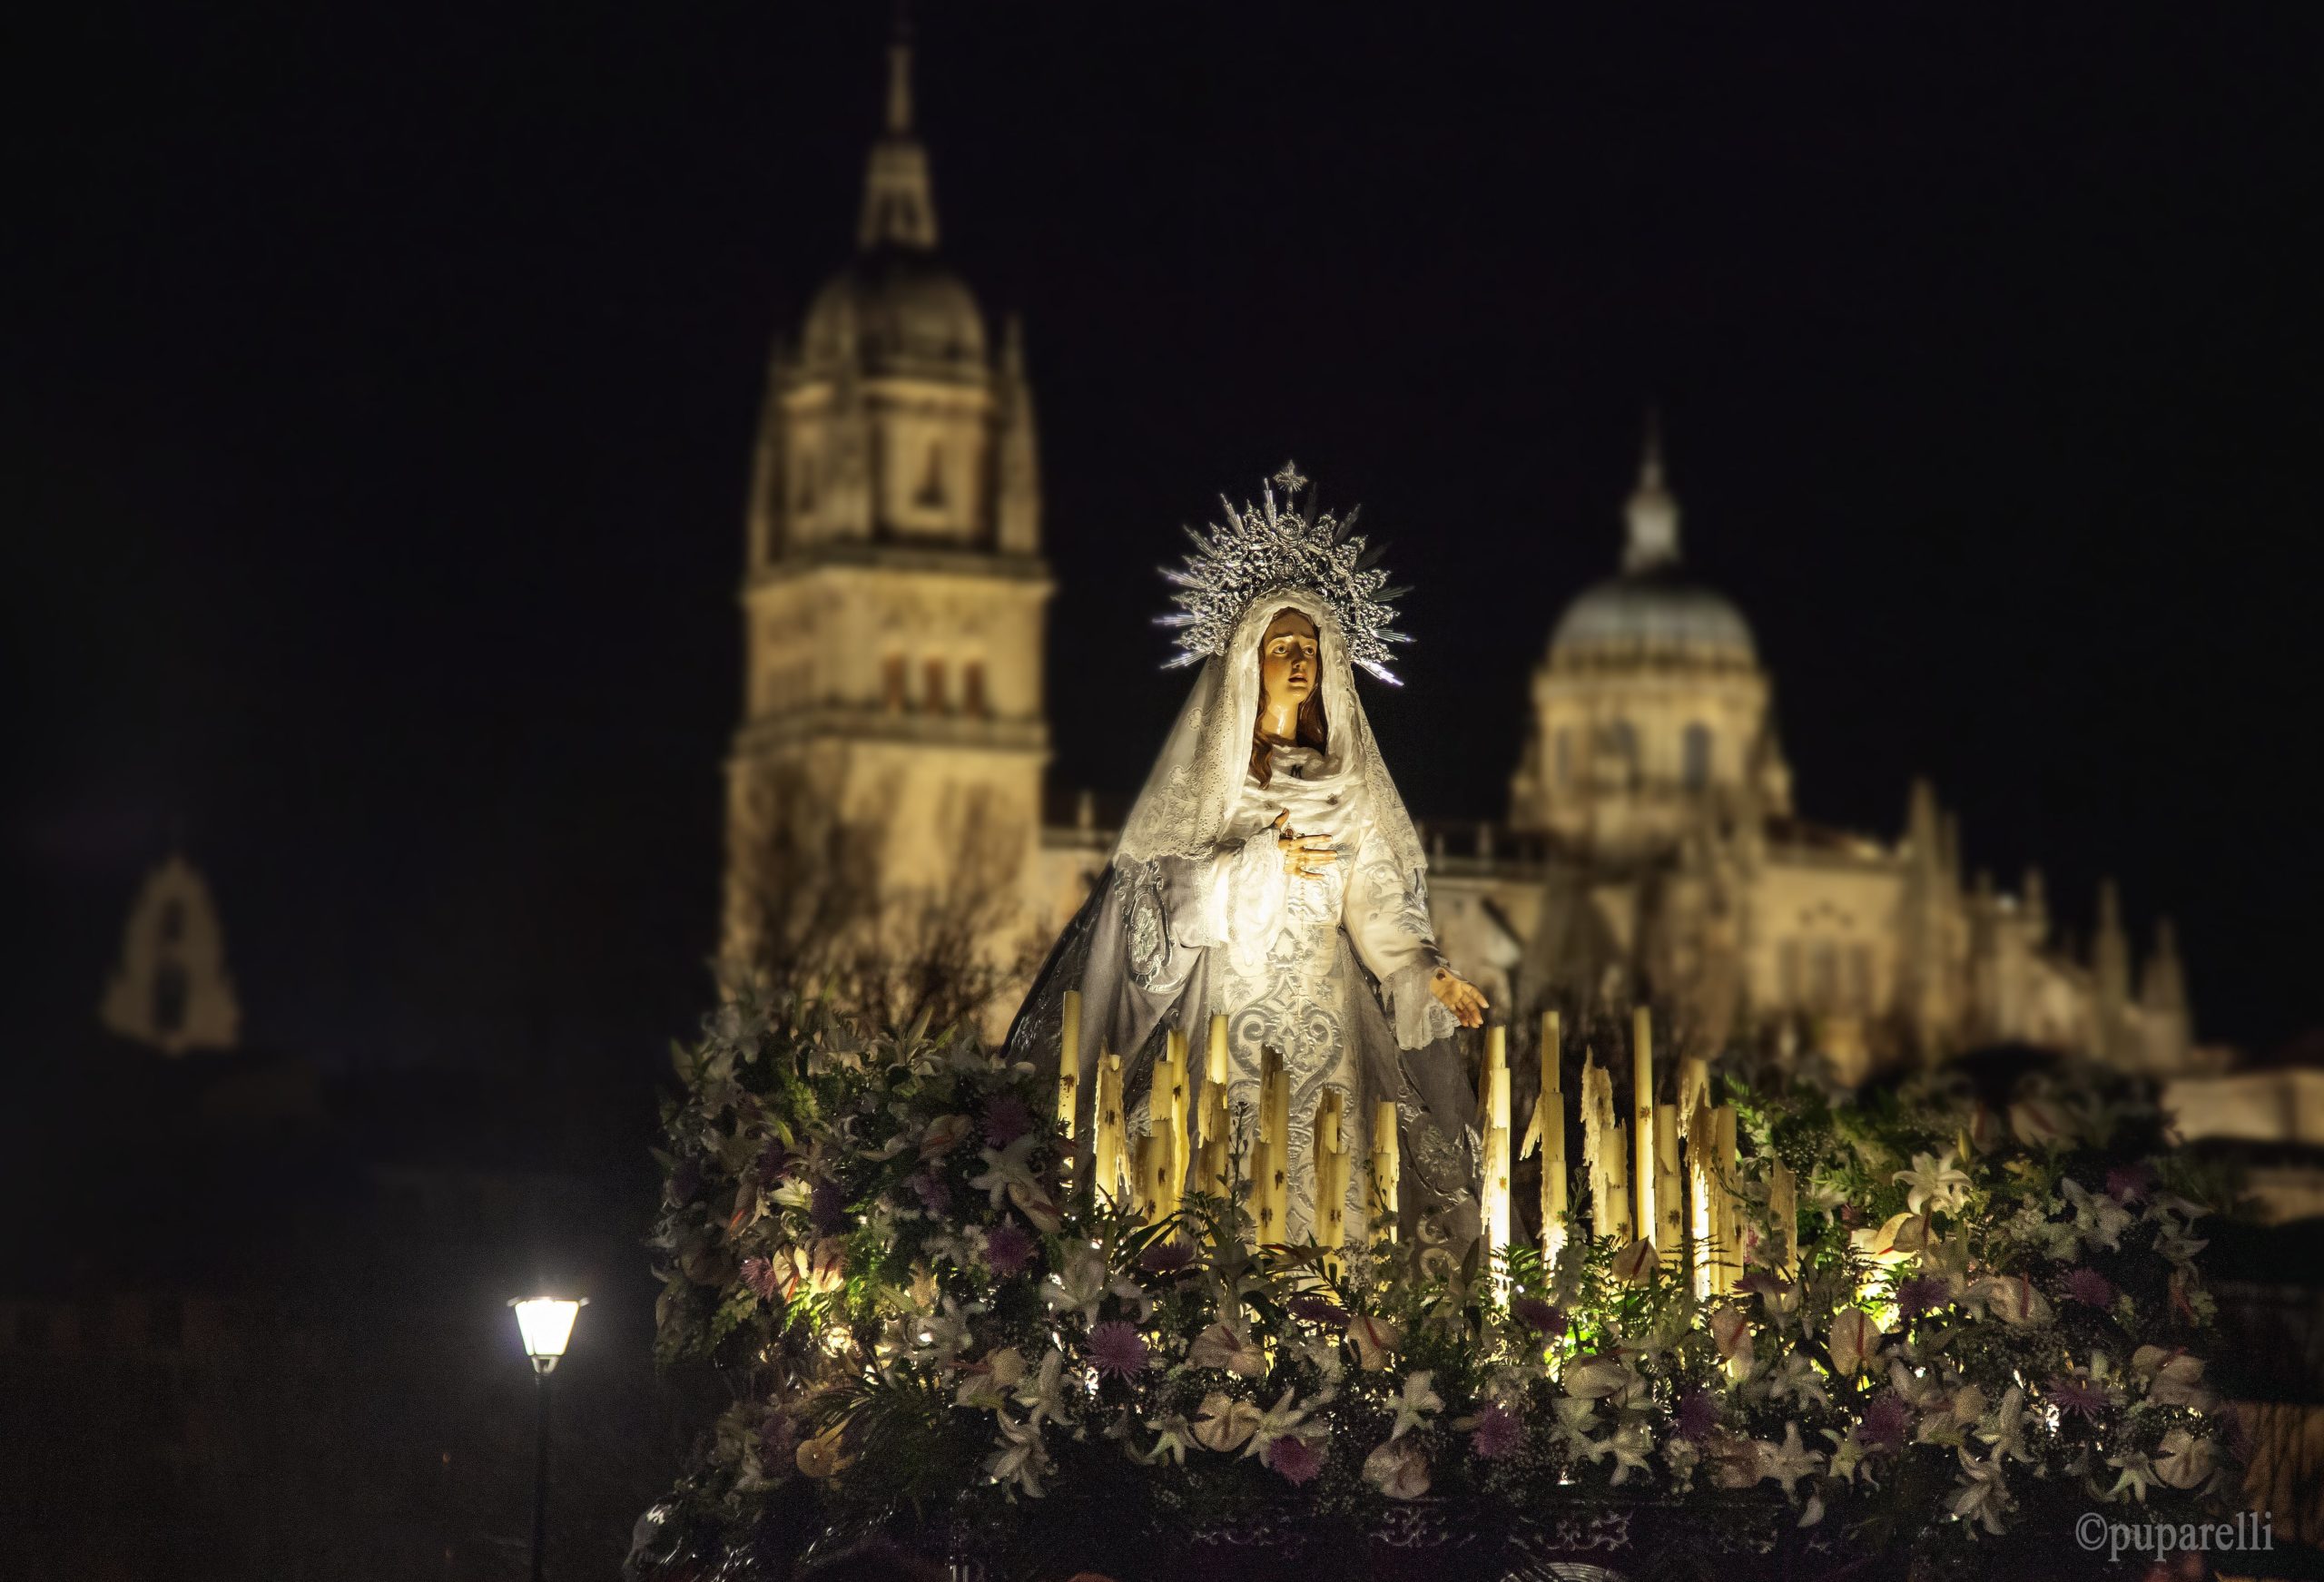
<box><xmin>10</xmin><ymin>5</ymin><xmax>2321</xmax><ymax>1078</ymax></box>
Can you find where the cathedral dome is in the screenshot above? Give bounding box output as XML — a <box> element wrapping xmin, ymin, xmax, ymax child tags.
<box><xmin>1549</xmin><ymin>420</ymin><xmax>1756</xmax><ymax>664</ymax></box>
<box><xmin>1551</xmin><ymin>566</ymin><xmax>1756</xmax><ymax>661</ymax></box>
<box><xmin>794</xmin><ymin>37</ymin><xmax>987</xmax><ymax>380</ymax></box>
<box><xmin>803</xmin><ymin>249</ymin><xmax>988</xmax><ymax>373</ymax></box>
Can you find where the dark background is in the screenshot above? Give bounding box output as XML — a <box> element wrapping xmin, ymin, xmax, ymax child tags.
<box><xmin>9</xmin><ymin>2</ymin><xmax>2322</xmax><ymax>1082</ymax></box>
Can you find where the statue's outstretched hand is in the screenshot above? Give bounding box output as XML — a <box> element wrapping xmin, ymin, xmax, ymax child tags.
<box><xmin>1273</xmin><ymin>811</ymin><xmax>1337</xmax><ymax>881</ymax></box>
<box><xmin>1429</xmin><ymin>967</ymin><xmax>1489</xmax><ymax>1029</ymax></box>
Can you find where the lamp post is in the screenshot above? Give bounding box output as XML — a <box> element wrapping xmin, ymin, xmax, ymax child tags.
<box><xmin>509</xmin><ymin>1297</ymin><xmax>585</xmax><ymax>1582</ymax></box>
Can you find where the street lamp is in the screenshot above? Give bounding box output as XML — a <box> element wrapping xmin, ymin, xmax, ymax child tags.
<box><xmin>509</xmin><ymin>1297</ymin><xmax>585</xmax><ymax>1582</ymax></box>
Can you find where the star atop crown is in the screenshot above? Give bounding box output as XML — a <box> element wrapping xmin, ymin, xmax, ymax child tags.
<box><xmin>1157</xmin><ymin>461</ymin><xmax>1410</xmax><ymax>683</ymax></box>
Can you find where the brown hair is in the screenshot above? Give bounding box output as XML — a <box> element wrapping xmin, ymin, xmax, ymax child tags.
<box><xmin>1250</xmin><ymin>690</ymin><xmax>1328</xmax><ymax>788</ymax></box>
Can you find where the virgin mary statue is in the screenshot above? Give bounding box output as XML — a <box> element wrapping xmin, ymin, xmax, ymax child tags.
<box><xmin>1008</xmin><ymin>463</ymin><xmax>1488</xmax><ymax>1249</ymax></box>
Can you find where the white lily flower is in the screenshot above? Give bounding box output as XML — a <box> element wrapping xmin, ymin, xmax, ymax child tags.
<box><xmin>1012</xmin><ymin>1347</ymin><xmax>1073</xmax><ymax>1431</ymax></box>
<box><xmin>968</xmin><ymin>1135</ymin><xmax>1040</xmax><ymax>1206</ymax></box>
<box><xmin>1894</xmin><ymin>1151</ymin><xmax>1972</xmax><ymax>1216</ymax></box>
<box><xmin>1949</xmin><ymin>1448</ymin><xmax>2011</xmax><ymax>1536</ymax></box>
<box><xmin>2059</xmin><ymin>1177</ymin><xmax>2133</xmax><ymax>1251</ymax></box>
<box><xmin>1600</xmin><ymin>1417</ymin><xmax>1656</xmax><ymax>1485</ymax></box>
<box><xmin>1976</xmin><ymin>1384</ymin><xmax>2035</xmax><ymax>1464</ymax></box>
<box><xmin>1136</xmin><ymin>1412</ymin><xmax>1194</xmax><ymax>1467</ymax></box>
<box><xmin>1768</xmin><ymin>1351</ymin><xmax>1831</xmax><ymax>1410</ymax></box>
<box><xmin>984</xmin><ymin>1412</ymin><xmax>1051</xmax><ymax>1498</ymax></box>
<box><xmin>1389</xmin><ymin>1371</ymin><xmax>1444</xmax><ymax>1440</ymax></box>
<box><xmin>2104</xmin><ymin>1448</ymin><xmax>2155</xmax><ymax>1503</ymax></box>
<box><xmin>1758</xmin><ymin>1420</ymin><xmax>1823</xmax><ymax>1497</ymax></box>
<box><xmin>1547</xmin><ymin>1396</ymin><xmax>1599</xmax><ymax>1459</ymax></box>
<box><xmin>1244</xmin><ymin>1386</ymin><xmax>1317</xmax><ymax>1459</ymax></box>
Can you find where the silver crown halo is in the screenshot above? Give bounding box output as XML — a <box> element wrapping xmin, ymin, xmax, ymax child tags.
<box><xmin>1157</xmin><ymin>460</ymin><xmax>1412</xmax><ymax>684</ymax></box>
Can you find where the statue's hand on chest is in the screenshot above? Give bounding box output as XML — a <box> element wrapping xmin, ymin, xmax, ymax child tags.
<box><xmin>1267</xmin><ymin>808</ymin><xmax>1345</xmax><ymax>927</ymax></box>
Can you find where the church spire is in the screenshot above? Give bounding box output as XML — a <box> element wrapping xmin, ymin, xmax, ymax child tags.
<box><xmin>1621</xmin><ymin>409</ymin><xmax>1682</xmax><ymax>573</ymax></box>
<box><xmin>857</xmin><ymin>21</ymin><xmax>938</xmax><ymax>251</ymax></box>
<box><xmin>884</xmin><ymin>25</ymin><xmax>913</xmax><ymax>135</ymax></box>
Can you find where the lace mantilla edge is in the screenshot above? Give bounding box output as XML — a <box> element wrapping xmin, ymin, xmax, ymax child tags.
<box><xmin>1385</xmin><ymin>960</ymin><xmax>1460</xmax><ymax>1050</ymax></box>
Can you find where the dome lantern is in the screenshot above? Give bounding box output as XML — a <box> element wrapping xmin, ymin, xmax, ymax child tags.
<box><xmin>1549</xmin><ymin>418</ymin><xmax>1756</xmax><ymax>663</ymax></box>
<box><xmin>1622</xmin><ymin>411</ymin><xmax>1681</xmax><ymax>574</ymax></box>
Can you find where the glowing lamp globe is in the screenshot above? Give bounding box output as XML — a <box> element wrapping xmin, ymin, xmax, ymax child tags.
<box><xmin>509</xmin><ymin>1297</ymin><xmax>586</xmax><ymax>1373</ymax></box>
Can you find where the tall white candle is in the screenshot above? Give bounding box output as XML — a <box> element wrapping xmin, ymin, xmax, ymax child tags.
<box><xmin>1712</xmin><ymin>1104</ymin><xmax>1739</xmax><ymax>1292</ymax></box>
<box><xmin>1315</xmin><ymin>1088</ymin><xmax>1347</xmax><ymax>1258</ymax></box>
<box><xmin>1631</xmin><ymin>1007</ymin><xmax>1657</xmax><ymax>1251</ymax></box>
<box><xmin>1057</xmin><ymin>988</ymin><xmax>1082</xmax><ymax>1139</ymax></box>
<box><xmin>1482</xmin><ymin>1025</ymin><xmax>1512</xmax><ymax>1272</ymax></box>
<box><xmin>1371</xmin><ymin>1098</ymin><xmax>1400</xmax><ymax>1243</ymax></box>
<box><xmin>1654</xmin><ymin>1102</ymin><xmax>1685</xmax><ymax>1254</ymax></box>
<box><xmin>1540</xmin><ymin>1011</ymin><xmax>1566</xmax><ymax>1259</ymax></box>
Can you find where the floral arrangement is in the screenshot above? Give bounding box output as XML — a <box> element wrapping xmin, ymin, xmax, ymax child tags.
<box><xmin>640</xmin><ymin>995</ymin><xmax>2243</xmax><ymax>1581</ymax></box>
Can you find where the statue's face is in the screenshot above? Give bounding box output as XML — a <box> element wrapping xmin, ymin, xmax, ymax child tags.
<box><xmin>1258</xmin><ymin>608</ymin><xmax>1319</xmax><ymax>714</ymax></box>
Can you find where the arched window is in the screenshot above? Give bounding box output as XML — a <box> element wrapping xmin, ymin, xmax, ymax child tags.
<box><xmin>1553</xmin><ymin>728</ymin><xmax>1572</xmax><ymax>788</ymax></box>
<box><xmin>152</xmin><ymin>960</ymin><xmax>188</xmax><ymax>1037</ymax></box>
<box><xmin>1683</xmin><ymin>722</ymin><xmax>1713</xmax><ymax>789</ymax></box>
<box><xmin>922</xmin><ymin>657</ymin><xmax>949</xmax><ymax>714</ymax></box>
<box><xmin>881</xmin><ymin>654</ymin><xmax>907</xmax><ymax>712</ymax></box>
<box><xmin>1604</xmin><ymin>719</ymin><xmax>1640</xmax><ymax>787</ymax></box>
<box><xmin>961</xmin><ymin>660</ymin><xmax>988</xmax><ymax>718</ymax></box>
<box><xmin>913</xmin><ymin>442</ymin><xmax>947</xmax><ymax>508</ymax></box>
<box><xmin>795</xmin><ymin>453</ymin><xmax>817</xmax><ymax>513</ymax></box>
<box><xmin>1809</xmin><ymin>940</ymin><xmax>1839</xmax><ymax>1012</ymax></box>
<box><xmin>158</xmin><ymin>899</ymin><xmax>184</xmax><ymax>943</ymax></box>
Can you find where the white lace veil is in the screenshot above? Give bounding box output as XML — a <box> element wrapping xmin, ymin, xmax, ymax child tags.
<box><xmin>1112</xmin><ymin>586</ymin><xmax>1428</xmax><ymax>885</ymax></box>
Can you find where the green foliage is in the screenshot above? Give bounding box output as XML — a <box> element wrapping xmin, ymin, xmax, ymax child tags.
<box><xmin>645</xmin><ymin>996</ymin><xmax>2244</xmax><ymax>1579</ymax></box>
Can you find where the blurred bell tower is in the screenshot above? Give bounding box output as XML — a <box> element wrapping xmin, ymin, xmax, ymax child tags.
<box><xmin>724</xmin><ymin>27</ymin><xmax>1051</xmax><ymax>990</ymax></box>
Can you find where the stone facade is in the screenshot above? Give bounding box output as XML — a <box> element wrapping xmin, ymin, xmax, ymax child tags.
<box><xmin>724</xmin><ymin>39</ymin><xmax>1051</xmax><ymax>993</ymax></box>
<box><xmin>1420</xmin><ymin>434</ymin><xmax>2201</xmax><ymax>1076</ymax></box>
<box><xmin>726</xmin><ymin>43</ymin><xmax>2202</xmax><ymax>1077</ymax></box>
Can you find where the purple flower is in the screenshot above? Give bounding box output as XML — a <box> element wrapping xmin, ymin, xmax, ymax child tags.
<box><xmin>984</xmin><ymin>1221</ymin><xmax>1036</xmax><ymax>1278</ymax></box>
<box><xmin>1265</xmin><ymin>1434</ymin><xmax>1324</xmax><ymax>1485</ymax></box>
<box><xmin>1289</xmin><ymin>1292</ymin><xmax>1348</xmax><ymax>1325</ymax></box>
<box><xmin>1896</xmin><ymin>1275</ymin><xmax>1952</xmax><ymax>1320</ymax></box>
<box><xmin>1512</xmin><ymin>1296</ymin><xmax>1565</xmax><ymax>1335</ymax></box>
<box><xmin>2063</xmin><ymin>1266</ymin><xmax>2115</xmax><ymax>1308</ymax></box>
<box><xmin>1860</xmin><ymin>1390</ymin><xmax>1909</xmax><ymax>1449</ymax></box>
<box><xmin>1138</xmin><ymin>1240</ymin><xmax>1196</xmax><ymax>1276</ymax></box>
<box><xmin>1088</xmin><ymin>1321</ymin><xmax>1149</xmax><ymax>1380</ymax></box>
<box><xmin>2048</xmin><ymin>1374</ymin><xmax>2109</xmax><ymax>1422</ymax></box>
<box><xmin>1471</xmin><ymin>1402</ymin><xmax>1523</xmax><ymax>1459</ymax></box>
<box><xmin>2105</xmin><ymin>1164</ymin><xmax>2152</xmax><ymax>1204</ymax></box>
<box><xmin>981</xmin><ymin>1093</ymin><xmax>1033</xmax><ymax>1146</ymax></box>
<box><xmin>741</xmin><ymin>1255</ymin><xmax>782</xmax><ymax>1302</ymax></box>
<box><xmin>1675</xmin><ymin>1387</ymin><xmax>1718</xmax><ymax>1444</ymax></box>
<box><xmin>756</xmin><ymin>1140</ymin><xmax>795</xmax><ymax>1181</ymax></box>
<box><xmin>810</xmin><ymin>1179</ymin><xmax>847</xmax><ymax>1237</ymax></box>
<box><xmin>909</xmin><ymin>1172</ymin><xmax>951</xmax><ymax>1216</ymax></box>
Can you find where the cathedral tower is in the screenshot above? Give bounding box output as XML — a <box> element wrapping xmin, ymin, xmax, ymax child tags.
<box><xmin>101</xmin><ymin>854</ymin><xmax>241</xmax><ymax>1056</ymax></box>
<box><xmin>724</xmin><ymin>35</ymin><xmax>1051</xmax><ymax>986</ymax></box>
